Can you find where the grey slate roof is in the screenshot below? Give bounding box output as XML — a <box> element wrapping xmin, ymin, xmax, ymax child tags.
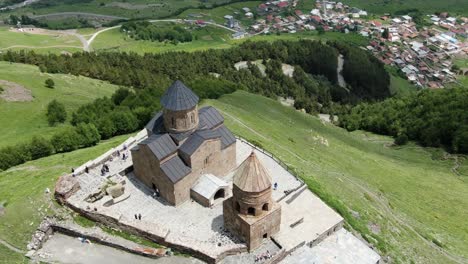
<box><xmin>199</xmin><ymin>106</ymin><xmax>224</xmax><ymax>129</ymax></box>
<box><xmin>215</xmin><ymin>125</ymin><xmax>236</xmax><ymax>149</ymax></box>
<box><xmin>179</xmin><ymin>130</ymin><xmax>221</xmax><ymax>156</ymax></box>
<box><xmin>161</xmin><ymin>80</ymin><xmax>199</xmax><ymax>111</ymax></box>
<box><xmin>139</xmin><ymin>134</ymin><xmax>177</xmax><ymax>161</ymax></box>
<box><xmin>160</xmin><ymin>156</ymin><xmax>191</xmax><ymax>183</ymax></box>
<box><xmin>145</xmin><ymin>111</ymin><xmax>164</xmax><ymax>134</ymax></box>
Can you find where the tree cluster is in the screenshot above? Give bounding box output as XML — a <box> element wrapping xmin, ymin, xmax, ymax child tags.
<box><xmin>339</xmin><ymin>87</ymin><xmax>468</xmax><ymax>153</ymax></box>
<box><xmin>121</xmin><ymin>21</ymin><xmax>193</xmax><ymax>43</ymax></box>
<box><xmin>0</xmin><ymin>123</ymin><xmax>100</xmax><ymax>171</ymax></box>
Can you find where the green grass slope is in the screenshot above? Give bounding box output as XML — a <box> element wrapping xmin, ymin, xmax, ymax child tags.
<box><xmin>0</xmin><ymin>134</ymin><xmax>129</xmax><ymax>258</ymax></box>
<box><xmin>0</xmin><ymin>62</ymin><xmax>120</xmax><ymax>148</ymax></box>
<box><xmin>0</xmin><ymin>0</ymin><xmax>234</xmax><ymax>20</ymax></box>
<box><xmin>203</xmin><ymin>91</ymin><xmax>468</xmax><ymax>263</ymax></box>
<box><xmin>91</xmin><ymin>25</ymin><xmax>232</xmax><ymax>53</ymax></box>
<box><xmin>0</xmin><ymin>26</ymin><xmax>82</xmax><ymax>54</ymax></box>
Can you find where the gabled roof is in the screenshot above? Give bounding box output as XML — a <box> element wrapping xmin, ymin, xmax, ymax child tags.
<box><xmin>179</xmin><ymin>130</ymin><xmax>221</xmax><ymax>156</ymax></box>
<box><xmin>160</xmin><ymin>80</ymin><xmax>199</xmax><ymax>111</ymax></box>
<box><xmin>140</xmin><ymin>134</ymin><xmax>177</xmax><ymax>161</ymax></box>
<box><xmin>233</xmin><ymin>152</ymin><xmax>271</xmax><ymax>193</ymax></box>
<box><xmin>160</xmin><ymin>155</ymin><xmax>191</xmax><ymax>183</ymax></box>
<box><xmin>215</xmin><ymin>125</ymin><xmax>236</xmax><ymax>149</ymax></box>
<box><xmin>199</xmin><ymin>106</ymin><xmax>224</xmax><ymax>129</ymax></box>
<box><xmin>145</xmin><ymin>111</ymin><xmax>164</xmax><ymax>134</ymax></box>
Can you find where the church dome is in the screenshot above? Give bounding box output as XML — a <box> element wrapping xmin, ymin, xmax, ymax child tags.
<box><xmin>233</xmin><ymin>152</ymin><xmax>271</xmax><ymax>193</ymax></box>
<box><xmin>161</xmin><ymin>80</ymin><xmax>199</xmax><ymax>111</ymax></box>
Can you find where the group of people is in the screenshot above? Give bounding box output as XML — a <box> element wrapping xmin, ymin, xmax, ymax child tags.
<box><xmin>101</xmin><ymin>163</ymin><xmax>110</xmax><ymax>176</ymax></box>
<box><xmin>254</xmin><ymin>250</ymin><xmax>273</xmax><ymax>262</ymax></box>
<box><xmin>134</xmin><ymin>213</ymin><xmax>142</xmax><ymax>220</ymax></box>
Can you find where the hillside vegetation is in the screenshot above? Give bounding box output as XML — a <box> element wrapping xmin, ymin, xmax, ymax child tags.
<box><xmin>205</xmin><ymin>91</ymin><xmax>468</xmax><ymax>264</ymax></box>
<box><xmin>341</xmin><ymin>0</ymin><xmax>468</xmax><ymax>15</ymax></box>
<box><xmin>0</xmin><ymin>62</ymin><xmax>119</xmax><ymax>148</ymax></box>
<box><xmin>0</xmin><ymin>134</ymin><xmax>130</xmax><ymax>259</ymax></box>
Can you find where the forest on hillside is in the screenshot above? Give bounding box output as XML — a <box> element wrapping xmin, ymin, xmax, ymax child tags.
<box><xmin>339</xmin><ymin>88</ymin><xmax>468</xmax><ymax>153</ymax></box>
<box><xmin>0</xmin><ymin>40</ymin><xmax>390</xmax><ymax>170</ymax></box>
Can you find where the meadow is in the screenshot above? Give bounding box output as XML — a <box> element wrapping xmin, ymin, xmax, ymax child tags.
<box><xmin>177</xmin><ymin>1</ymin><xmax>261</xmax><ymax>25</ymax></box>
<box><xmin>0</xmin><ymin>62</ymin><xmax>120</xmax><ymax>148</ymax></box>
<box><xmin>0</xmin><ymin>0</ymin><xmax>238</xmax><ymax>20</ymax></box>
<box><xmin>91</xmin><ymin>24</ymin><xmax>232</xmax><ymax>53</ymax></box>
<box><xmin>0</xmin><ymin>134</ymin><xmax>130</xmax><ymax>261</ymax></box>
<box><xmin>0</xmin><ymin>26</ymin><xmax>82</xmax><ymax>53</ymax></box>
<box><xmin>204</xmin><ymin>91</ymin><xmax>467</xmax><ymax>263</ymax></box>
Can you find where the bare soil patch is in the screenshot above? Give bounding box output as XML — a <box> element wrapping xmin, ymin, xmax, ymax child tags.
<box><xmin>0</xmin><ymin>80</ymin><xmax>33</xmax><ymax>102</ymax></box>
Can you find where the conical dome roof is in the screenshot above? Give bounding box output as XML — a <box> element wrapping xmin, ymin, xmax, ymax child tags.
<box><xmin>161</xmin><ymin>80</ymin><xmax>199</xmax><ymax>111</ymax></box>
<box><xmin>233</xmin><ymin>152</ymin><xmax>272</xmax><ymax>193</ymax></box>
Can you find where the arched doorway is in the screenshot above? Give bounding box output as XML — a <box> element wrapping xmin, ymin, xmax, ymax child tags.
<box><xmin>248</xmin><ymin>207</ymin><xmax>256</xmax><ymax>216</ymax></box>
<box><xmin>214</xmin><ymin>189</ymin><xmax>225</xmax><ymax>200</ymax></box>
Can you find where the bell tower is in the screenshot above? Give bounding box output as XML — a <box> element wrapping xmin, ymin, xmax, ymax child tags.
<box><xmin>223</xmin><ymin>152</ymin><xmax>281</xmax><ymax>251</ymax></box>
<box><xmin>161</xmin><ymin>80</ymin><xmax>199</xmax><ymax>133</ymax></box>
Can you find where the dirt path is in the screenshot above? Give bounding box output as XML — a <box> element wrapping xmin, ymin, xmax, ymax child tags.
<box><xmin>0</xmin><ymin>237</ymin><xmax>24</xmax><ymax>254</ymax></box>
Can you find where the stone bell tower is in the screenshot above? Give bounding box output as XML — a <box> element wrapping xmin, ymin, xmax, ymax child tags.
<box><xmin>161</xmin><ymin>80</ymin><xmax>199</xmax><ymax>133</ymax></box>
<box><xmin>223</xmin><ymin>152</ymin><xmax>281</xmax><ymax>251</ymax></box>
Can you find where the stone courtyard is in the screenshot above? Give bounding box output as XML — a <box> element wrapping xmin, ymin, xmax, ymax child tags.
<box><xmin>57</xmin><ymin>129</ymin><xmax>380</xmax><ymax>263</ymax></box>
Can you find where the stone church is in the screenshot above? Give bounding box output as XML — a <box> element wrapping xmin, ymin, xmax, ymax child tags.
<box><xmin>131</xmin><ymin>80</ymin><xmax>237</xmax><ymax>206</ymax></box>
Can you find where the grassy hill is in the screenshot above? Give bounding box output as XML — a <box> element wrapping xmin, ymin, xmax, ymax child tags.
<box><xmin>0</xmin><ymin>134</ymin><xmax>130</xmax><ymax>261</ymax></box>
<box><xmin>0</xmin><ymin>90</ymin><xmax>466</xmax><ymax>263</ymax></box>
<box><xmin>203</xmin><ymin>91</ymin><xmax>467</xmax><ymax>263</ymax></box>
<box><xmin>0</xmin><ymin>26</ymin><xmax>83</xmax><ymax>54</ymax></box>
<box><xmin>0</xmin><ymin>0</ymin><xmax>237</xmax><ymax>20</ymax></box>
<box><xmin>0</xmin><ymin>62</ymin><xmax>120</xmax><ymax>148</ymax></box>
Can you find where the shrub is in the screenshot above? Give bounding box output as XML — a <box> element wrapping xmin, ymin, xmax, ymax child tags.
<box><xmin>47</xmin><ymin>99</ymin><xmax>67</xmax><ymax>126</ymax></box>
<box><xmin>110</xmin><ymin>110</ymin><xmax>139</xmax><ymax>135</ymax></box>
<box><xmin>98</xmin><ymin>118</ymin><xmax>117</xmax><ymax>139</ymax></box>
<box><xmin>0</xmin><ymin>85</ymin><xmax>3</xmax><ymax>92</ymax></box>
<box><xmin>29</xmin><ymin>136</ymin><xmax>54</xmax><ymax>160</ymax></box>
<box><xmin>394</xmin><ymin>133</ymin><xmax>409</xmax><ymax>146</ymax></box>
<box><xmin>45</xmin><ymin>78</ymin><xmax>55</xmax><ymax>88</ymax></box>
<box><xmin>76</xmin><ymin>123</ymin><xmax>101</xmax><ymax>147</ymax></box>
<box><xmin>51</xmin><ymin>127</ymin><xmax>81</xmax><ymax>152</ymax></box>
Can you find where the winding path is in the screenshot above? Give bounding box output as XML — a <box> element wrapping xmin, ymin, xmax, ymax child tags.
<box><xmin>0</xmin><ymin>237</ymin><xmax>24</xmax><ymax>254</ymax></box>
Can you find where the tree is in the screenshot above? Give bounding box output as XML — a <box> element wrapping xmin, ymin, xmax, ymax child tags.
<box><xmin>29</xmin><ymin>136</ymin><xmax>54</xmax><ymax>159</ymax></box>
<box><xmin>45</xmin><ymin>78</ymin><xmax>55</xmax><ymax>88</ymax></box>
<box><xmin>76</xmin><ymin>123</ymin><xmax>101</xmax><ymax>147</ymax></box>
<box><xmin>382</xmin><ymin>28</ymin><xmax>389</xmax><ymax>39</ymax></box>
<box><xmin>47</xmin><ymin>100</ymin><xmax>67</xmax><ymax>126</ymax></box>
<box><xmin>51</xmin><ymin>128</ymin><xmax>81</xmax><ymax>152</ymax></box>
<box><xmin>394</xmin><ymin>133</ymin><xmax>409</xmax><ymax>146</ymax></box>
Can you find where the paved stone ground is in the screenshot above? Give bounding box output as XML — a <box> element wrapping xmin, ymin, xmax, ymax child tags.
<box><xmin>280</xmin><ymin>229</ymin><xmax>381</xmax><ymax>264</ymax></box>
<box><xmin>65</xmin><ymin>132</ymin><xmax>379</xmax><ymax>263</ymax></box>
<box><xmin>34</xmin><ymin>233</ymin><xmax>204</xmax><ymax>264</ymax></box>
<box><xmin>221</xmin><ymin>240</ymin><xmax>281</xmax><ymax>264</ymax></box>
<box><xmin>273</xmin><ymin>185</ymin><xmax>343</xmax><ymax>251</ymax></box>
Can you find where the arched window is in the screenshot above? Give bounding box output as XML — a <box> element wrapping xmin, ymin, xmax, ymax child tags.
<box><xmin>262</xmin><ymin>203</ymin><xmax>269</xmax><ymax>211</ymax></box>
<box><xmin>248</xmin><ymin>207</ymin><xmax>255</xmax><ymax>216</ymax></box>
<box><xmin>191</xmin><ymin>114</ymin><xmax>194</xmax><ymax>123</ymax></box>
<box><xmin>235</xmin><ymin>202</ymin><xmax>240</xmax><ymax>212</ymax></box>
<box><xmin>171</xmin><ymin>117</ymin><xmax>175</xmax><ymax>126</ymax></box>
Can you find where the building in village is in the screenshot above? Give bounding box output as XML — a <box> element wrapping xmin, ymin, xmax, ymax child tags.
<box><xmin>223</xmin><ymin>152</ymin><xmax>282</xmax><ymax>251</ymax></box>
<box><xmin>131</xmin><ymin>80</ymin><xmax>237</xmax><ymax>206</ymax></box>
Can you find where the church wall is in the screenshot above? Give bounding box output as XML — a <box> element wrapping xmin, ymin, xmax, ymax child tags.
<box><xmin>220</xmin><ymin>142</ymin><xmax>237</xmax><ymax>175</ymax></box>
<box><xmin>190</xmin><ymin>139</ymin><xmax>223</xmax><ymax>176</ymax></box>
<box><xmin>131</xmin><ymin>146</ymin><xmax>176</xmax><ymax>205</ymax></box>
